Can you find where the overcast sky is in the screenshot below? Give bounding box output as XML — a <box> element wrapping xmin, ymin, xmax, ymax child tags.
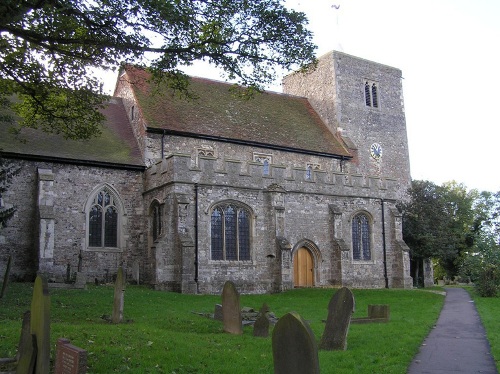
<box><xmin>105</xmin><ymin>0</ymin><xmax>500</xmax><ymax>193</ymax></box>
<box><xmin>284</xmin><ymin>0</ymin><xmax>500</xmax><ymax>193</ymax></box>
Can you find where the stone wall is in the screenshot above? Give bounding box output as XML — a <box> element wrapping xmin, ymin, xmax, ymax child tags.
<box><xmin>0</xmin><ymin>158</ymin><xmax>145</xmax><ymax>282</ymax></box>
<box><xmin>283</xmin><ymin>51</ymin><xmax>412</xmax><ymax>200</ymax></box>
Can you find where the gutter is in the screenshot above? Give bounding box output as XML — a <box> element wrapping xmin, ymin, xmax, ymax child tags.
<box><xmin>0</xmin><ymin>151</ymin><xmax>145</xmax><ymax>171</ymax></box>
<box><xmin>194</xmin><ymin>183</ymin><xmax>199</xmax><ymax>293</ymax></box>
<box><xmin>381</xmin><ymin>199</ymin><xmax>389</xmax><ymax>288</ymax></box>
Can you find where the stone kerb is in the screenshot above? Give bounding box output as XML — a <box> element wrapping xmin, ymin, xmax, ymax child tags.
<box><xmin>145</xmin><ymin>153</ymin><xmax>399</xmax><ymax>199</ymax></box>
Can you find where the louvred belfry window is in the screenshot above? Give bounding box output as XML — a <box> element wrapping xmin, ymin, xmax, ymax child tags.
<box><xmin>211</xmin><ymin>202</ymin><xmax>251</xmax><ymax>261</ymax></box>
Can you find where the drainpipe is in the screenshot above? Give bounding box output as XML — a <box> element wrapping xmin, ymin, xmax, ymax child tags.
<box><xmin>381</xmin><ymin>199</ymin><xmax>389</xmax><ymax>288</ymax></box>
<box><xmin>194</xmin><ymin>183</ymin><xmax>199</xmax><ymax>293</ymax></box>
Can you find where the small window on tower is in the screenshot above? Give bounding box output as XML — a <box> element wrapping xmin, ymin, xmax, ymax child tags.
<box><xmin>364</xmin><ymin>80</ymin><xmax>380</xmax><ymax>109</ymax></box>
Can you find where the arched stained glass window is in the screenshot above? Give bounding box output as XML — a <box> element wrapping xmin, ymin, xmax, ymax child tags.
<box><xmin>88</xmin><ymin>188</ymin><xmax>119</xmax><ymax>248</ymax></box>
<box><xmin>352</xmin><ymin>213</ymin><xmax>371</xmax><ymax>260</ymax></box>
<box><xmin>211</xmin><ymin>202</ymin><xmax>251</xmax><ymax>261</ymax></box>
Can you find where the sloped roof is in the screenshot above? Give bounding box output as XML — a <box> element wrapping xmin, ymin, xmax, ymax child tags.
<box><xmin>0</xmin><ymin>98</ymin><xmax>144</xmax><ymax>168</ymax></box>
<box><xmin>124</xmin><ymin>67</ymin><xmax>351</xmax><ymax>158</ymax></box>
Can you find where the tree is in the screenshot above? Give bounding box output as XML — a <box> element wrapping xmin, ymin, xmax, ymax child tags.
<box><xmin>0</xmin><ymin>0</ymin><xmax>316</xmax><ymax>140</ymax></box>
<box><xmin>400</xmin><ymin>180</ymin><xmax>476</xmax><ymax>282</ymax></box>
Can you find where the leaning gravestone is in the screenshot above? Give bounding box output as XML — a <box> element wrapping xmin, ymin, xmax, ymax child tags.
<box><xmin>1</xmin><ymin>254</ymin><xmax>12</xmax><ymax>298</ymax></box>
<box><xmin>253</xmin><ymin>303</ymin><xmax>270</xmax><ymax>338</ymax></box>
<box><xmin>319</xmin><ymin>287</ymin><xmax>355</xmax><ymax>351</ymax></box>
<box><xmin>272</xmin><ymin>312</ymin><xmax>320</xmax><ymax>374</ymax></box>
<box><xmin>221</xmin><ymin>281</ymin><xmax>243</xmax><ymax>334</ymax></box>
<box><xmin>54</xmin><ymin>338</ymin><xmax>87</xmax><ymax>374</ymax></box>
<box><xmin>112</xmin><ymin>266</ymin><xmax>125</xmax><ymax>324</ymax></box>
<box><xmin>30</xmin><ymin>275</ymin><xmax>51</xmax><ymax>374</ymax></box>
<box><xmin>15</xmin><ymin>311</ymin><xmax>37</xmax><ymax>374</ymax></box>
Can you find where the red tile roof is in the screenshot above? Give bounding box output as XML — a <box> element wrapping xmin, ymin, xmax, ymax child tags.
<box><xmin>123</xmin><ymin>67</ymin><xmax>351</xmax><ymax>158</ymax></box>
<box><xmin>0</xmin><ymin>98</ymin><xmax>144</xmax><ymax>167</ymax></box>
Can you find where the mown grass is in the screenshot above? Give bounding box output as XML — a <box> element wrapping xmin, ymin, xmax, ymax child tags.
<box><xmin>0</xmin><ymin>283</ymin><xmax>445</xmax><ymax>373</ymax></box>
<box><xmin>468</xmin><ymin>289</ymin><xmax>500</xmax><ymax>372</ymax></box>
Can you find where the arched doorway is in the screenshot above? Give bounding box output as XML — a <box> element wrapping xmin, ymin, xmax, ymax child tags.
<box><xmin>293</xmin><ymin>247</ymin><xmax>314</xmax><ymax>287</ymax></box>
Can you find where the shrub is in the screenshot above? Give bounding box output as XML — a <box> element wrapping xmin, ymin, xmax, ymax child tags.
<box><xmin>475</xmin><ymin>264</ymin><xmax>500</xmax><ymax>297</ymax></box>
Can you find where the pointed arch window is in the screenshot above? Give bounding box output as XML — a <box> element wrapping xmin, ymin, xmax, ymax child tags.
<box><xmin>364</xmin><ymin>80</ymin><xmax>379</xmax><ymax>108</ymax></box>
<box><xmin>151</xmin><ymin>200</ymin><xmax>163</xmax><ymax>241</ymax></box>
<box><xmin>211</xmin><ymin>202</ymin><xmax>251</xmax><ymax>261</ymax></box>
<box><xmin>88</xmin><ymin>187</ymin><xmax>120</xmax><ymax>248</ymax></box>
<box><xmin>352</xmin><ymin>213</ymin><xmax>371</xmax><ymax>260</ymax></box>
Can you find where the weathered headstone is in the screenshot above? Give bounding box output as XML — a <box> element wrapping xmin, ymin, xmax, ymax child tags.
<box><xmin>30</xmin><ymin>275</ymin><xmax>51</xmax><ymax>373</ymax></box>
<box><xmin>74</xmin><ymin>272</ymin><xmax>86</xmax><ymax>289</ymax></box>
<box><xmin>1</xmin><ymin>254</ymin><xmax>12</xmax><ymax>298</ymax></box>
<box><xmin>15</xmin><ymin>311</ymin><xmax>37</xmax><ymax>374</ymax></box>
<box><xmin>214</xmin><ymin>304</ymin><xmax>223</xmax><ymax>321</ymax></box>
<box><xmin>253</xmin><ymin>303</ymin><xmax>270</xmax><ymax>338</ymax></box>
<box><xmin>272</xmin><ymin>312</ymin><xmax>320</xmax><ymax>374</ymax></box>
<box><xmin>132</xmin><ymin>260</ymin><xmax>140</xmax><ymax>285</ymax></box>
<box><xmin>319</xmin><ymin>287</ymin><xmax>355</xmax><ymax>351</ymax></box>
<box><xmin>54</xmin><ymin>338</ymin><xmax>87</xmax><ymax>374</ymax></box>
<box><xmin>368</xmin><ymin>304</ymin><xmax>390</xmax><ymax>320</ymax></box>
<box><xmin>112</xmin><ymin>266</ymin><xmax>125</xmax><ymax>324</ymax></box>
<box><xmin>221</xmin><ymin>281</ymin><xmax>242</xmax><ymax>334</ymax></box>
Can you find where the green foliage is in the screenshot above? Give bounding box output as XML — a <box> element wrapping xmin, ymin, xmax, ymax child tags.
<box><xmin>400</xmin><ymin>180</ymin><xmax>476</xmax><ymax>277</ymax></box>
<box><xmin>475</xmin><ymin>264</ymin><xmax>500</xmax><ymax>297</ymax></box>
<box><xmin>0</xmin><ymin>284</ymin><xmax>444</xmax><ymax>373</ymax></box>
<box><xmin>0</xmin><ymin>0</ymin><xmax>316</xmax><ymax>140</ymax></box>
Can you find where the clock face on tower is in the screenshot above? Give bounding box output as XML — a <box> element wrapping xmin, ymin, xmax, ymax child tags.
<box><xmin>370</xmin><ymin>143</ymin><xmax>383</xmax><ymax>160</ymax></box>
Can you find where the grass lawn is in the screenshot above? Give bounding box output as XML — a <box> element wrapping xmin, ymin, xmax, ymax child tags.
<box><xmin>468</xmin><ymin>289</ymin><xmax>500</xmax><ymax>372</ymax></box>
<box><xmin>0</xmin><ymin>283</ymin><xmax>445</xmax><ymax>373</ymax></box>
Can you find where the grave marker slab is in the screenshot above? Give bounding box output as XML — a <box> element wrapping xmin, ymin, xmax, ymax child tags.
<box><xmin>15</xmin><ymin>311</ymin><xmax>37</xmax><ymax>374</ymax></box>
<box><xmin>54</xmin><ymin>338</ymin><xmax>87</xmax><ymax>374</ymax></box>
<box><xmin>253</xmin><ymin>303</ymin><xmax>270</xmax><ymax>338</ymax></box>
<box><xmin>1</xmin><ymin>254</ymin><xmax>12</xmax><ymax>298</ymax></box>
<box><xmin>30</xmin><ymin>275</ymin><xmax>51</xmax><ymax>373</ymax></box>
<box><xmin>319</xmin><ymin>287</ymin><xmax>355</xmax><ymax>351</ymax></box>
<box><xmin>112</xmin><ymin>266</ymin><xmax>125</xmax><ymax>324</ymax></box>
<box><xmin>272</xmin><ymin>312</ymin><xmax>319</xmax><ymax>374</ymax></box>
<box><xmin>221</xmin><ymin>281</ymin><xmax>242</xmax><ymax>334</ymax></box>
<box><xmin>214</xmin><ymin>304</ymin><xmax>223</xmax><ymax>321</ymax></box>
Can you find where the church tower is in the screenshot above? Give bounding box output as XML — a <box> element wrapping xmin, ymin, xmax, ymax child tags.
<box><xmin>282</xmin><ymin>51</ymin><xmax>411</xmax><ymax>199</ymax></box>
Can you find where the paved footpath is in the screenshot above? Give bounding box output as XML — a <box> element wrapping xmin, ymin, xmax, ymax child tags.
<box><xmin>408</xmin><ymin>287</ymin><xmax>498</xmax><ymax>373</ymax></box>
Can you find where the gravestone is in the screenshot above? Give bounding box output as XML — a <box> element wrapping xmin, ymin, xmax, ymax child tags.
<box><xmin>253</xmin><ymin>303</ymin><xmax>270</xmax><ymax>338</ymax></box>
<box><xmin>1</xmin><ymin>254</ymin><xmax>12</xmax><ymax>298</ymax></box>
<box><xmin>74</xmin><ymin>272</ymin><xmax>86</xmax><ymax>289</ymax></box>
<box><xmin>15</xmin><ymin>311</ymin><xmax>37</xmax><ymax>374</ymax></box>
<box><xmin>112</xmin><ymin>266</ymin><xmax>125</xmax><ymax>324</ymax></box>
<box><xmin>319</xmin><ymin>287</ymin><xmax>355</xmax><ymax>351</ymax></box>
<box><xmin>30</xmin><ymin>275</ymin><xmax>51</xmax><ymax>373</ymax></box>
<box><xmin>368</xmin><ymin>304</ymin><xmax>390</xmax><ymax>320</ymax></box>
<box><xmin>214</xmin><ymin>304</ymin><xmax>223</xmax><ymax>321</ymax></box>
<box><xmin>272</xmin><ymin>312</ymin><xmax>320</xmax><ymax>374</ymax></box>
<box><xmin>54</xmin><ymin>338</ymin><xmax>87</xmax><ymax>374</ymax></box>
<box><xmin>132</xmin><ymin>260</ymin><xmax>140</xmax><ymax>285</ymax></box>
<box><xmin>221</xmin><ymin>281</ymin><xmax>242</xmax><ymax>334</ymax></box>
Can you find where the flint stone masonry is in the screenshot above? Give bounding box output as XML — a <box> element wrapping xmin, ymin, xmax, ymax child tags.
<box><xmin>0</xmin><ymin>50</ymin><xmax>415</xmax><ymax>293</ymax></box>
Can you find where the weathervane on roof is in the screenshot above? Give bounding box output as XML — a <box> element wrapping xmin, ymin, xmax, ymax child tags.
<box><xmin>331</xmin><ymin>2</ymin><xmax>343</xmax><ymax>52</ymax></box>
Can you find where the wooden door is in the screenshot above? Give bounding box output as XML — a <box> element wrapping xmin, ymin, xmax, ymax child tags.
<box><xmin>293</xmin><ymin>247</ymin><xmax>314</xmax><ymax>287</ymax></box>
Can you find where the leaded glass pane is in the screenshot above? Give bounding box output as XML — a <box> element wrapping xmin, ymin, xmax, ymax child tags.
<box><xmin>211</xmin><ymin>208</ymin><xmax>223</xmax><ymax>260</ymax></box>
<box><xmin>361</xmin><ymin>215</ymin><xmax>371</xmax><ymax>260</ymax></box>
<box><xmin>352</xmin><ymin>216</ymin><xmax>361</xmax><ymax>260</ymax></box>
<box><xmin>238</xmin><ymin>209</ymin><xmax>250</xmax><ymax>260</ymax></box>
<box><xmin>89</xmin><ymin>205</ymin><xmax>102</xmax><ymax>247</ymax></box>
<box><xmin>263</xmin><ymin>159</ymin><xmax>269</xmax><ymax>175</ymax></box>
<box><xmin>225</xmin><ymin>206</ymin><xmax>237</xmax><ymax>260</ymax></box>
<box><xmin>104</xmin><ymin>206</ymin><xmax>118</xmax><ymax>247</ymax></box>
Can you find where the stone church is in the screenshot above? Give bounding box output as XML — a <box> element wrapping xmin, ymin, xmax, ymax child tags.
<box><xmin>0</xmin><ymin>51</ymin><xmax>414</xmax><ymax>293</ymax></box>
